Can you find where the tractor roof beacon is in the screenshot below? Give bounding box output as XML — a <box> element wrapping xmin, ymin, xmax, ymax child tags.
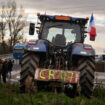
<box><xmin>20</xmin><ymin>14</ymin><xmax>95</xmax><ymax>98</ymax></box>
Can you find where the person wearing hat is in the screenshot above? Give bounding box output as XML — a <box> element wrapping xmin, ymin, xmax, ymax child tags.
<box><xmin>2</xmin><ymin>59</ymin><xmax>5</xmax><ymax>62</ymax></box>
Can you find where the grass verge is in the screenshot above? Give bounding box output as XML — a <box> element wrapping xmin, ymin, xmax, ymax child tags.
<box><xmin>0</xmin><ymin>82</ymin><xmax>105</xmax><ymax>105</ymax></box>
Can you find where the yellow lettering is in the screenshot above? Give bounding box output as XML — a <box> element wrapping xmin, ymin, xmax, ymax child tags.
<box><xmin>40</xmin><ymin>70</ymin><xmax>46</xmax><ymax>79</ymax></box>
<box><xmin>67</xmin><ymin>72</ymin><xmax>74</xmax><ymax>82</ymax></box>
<box><xmin>49</xmin><ymin>70</ymin><xmax>55</xmax><ymax>79</ymax></box>
<box><xmin>63</xmin><ymin>72</ymin><xmax>66</xmax><ymax>82</ymax></box>
<box><xmin>60</xmin><ymin>71</ymin><xmax>66</xmax><ymax>81</ymax></box>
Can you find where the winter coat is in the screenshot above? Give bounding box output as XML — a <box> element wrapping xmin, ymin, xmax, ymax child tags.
<box><xmin>0</xmin><ymin>61</ymin><xmax>3</xmax><ymax>73</ymax></box>
<box><xmin>2</xmin><ymin>61</ymin><xmax>8</xmax><ymax>75</ymax></box>
<box><xmin>0</xmin><ymin>63</ymin><xmax>3</xmax><ymax>73</ymax></box>
<box><xmin>8</xmin><ymin>61</ymin><xmax>13</xmax><ymax>72</ymax></box>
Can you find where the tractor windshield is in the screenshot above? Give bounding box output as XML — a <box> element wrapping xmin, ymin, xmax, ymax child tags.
<box><xmin>42</xmin><ymin>22</ymin><xmax>81</xmax><ymax>46</ymax></box>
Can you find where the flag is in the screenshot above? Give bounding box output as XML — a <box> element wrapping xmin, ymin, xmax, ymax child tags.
<box><xmin>88</xmin><ymin>14</ymin><xmax>96</xmax><ymax>41</ymax></box>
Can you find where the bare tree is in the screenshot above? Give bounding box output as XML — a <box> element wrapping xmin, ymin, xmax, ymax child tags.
<box><xmin>0</xmin><ymin>4</ymin><xmax>7</xmax><ymax>53</ymax></box>
<box><xmin>0</xmin><ymin>4</ymin><xmax>7</xmax><ymax>43</ymax></box>
<box><xmin>1</xmin><ymin>1</ymin><xmax>26</xmax><ymax>51</ymax></box>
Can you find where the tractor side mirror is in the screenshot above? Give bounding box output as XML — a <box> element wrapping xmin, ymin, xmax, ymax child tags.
<box><xmin>29</xmin><ymin>23</ymin><xmax>35</xmax><ymax>35</ymax></box>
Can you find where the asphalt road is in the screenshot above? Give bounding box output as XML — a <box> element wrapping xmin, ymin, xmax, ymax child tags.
<box><xmin>6</xmin><ymin>64</ymin><xmax>20</xmax><ymax>83</ymax></box>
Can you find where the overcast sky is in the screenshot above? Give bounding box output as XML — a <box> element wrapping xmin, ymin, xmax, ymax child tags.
<box><xmin>16</xmin><ymin>0</ymin><xmax>105</xmax><ymax>13</ymax></box>
<box><xmin>0</xmin><ymin>0</ymin><xmax>105</xmax><ymax>54</ymax></box>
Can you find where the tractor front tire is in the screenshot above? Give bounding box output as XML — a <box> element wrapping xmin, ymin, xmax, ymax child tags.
<box><xmin>78</xmin><ymin>57</ymin><xmax>95</xmax><ymax>98</ymax></box>
<box><xmin>20</xmin><ymin>52</ymin><xmax>39</xmax><ymax>93</ymax></box>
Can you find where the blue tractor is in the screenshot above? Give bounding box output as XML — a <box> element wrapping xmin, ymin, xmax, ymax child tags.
<box><xmin>20</xmin><ymin>14</ymin><xmax>95</xmax><ymax>98</ymax></box>
<box><xmin>13</xmin><ymin>43</ymin><xmax>26</xmax><ymax>64</ymax></box>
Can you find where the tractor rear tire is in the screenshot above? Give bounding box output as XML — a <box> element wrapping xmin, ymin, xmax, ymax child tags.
<box><xmin>20</xmin><ymin>52</ymin><xmax>39</xmax><ymax>93</ymax></box>
<box><xmin>78</xmin><ymin>57</ymin><xmax>95</xmax><ymax>98</ymax></box>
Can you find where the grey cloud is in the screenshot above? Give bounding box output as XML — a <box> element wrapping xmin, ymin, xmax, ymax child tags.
<box><xmin>16</xmin><ymin>0</ymin><xmax>105</xmax><ymax>14</ymax></box>
<box><xmin>0</xmin><ymin>0</ymin><xmax>105</xmax><ymax>14</ymax></box>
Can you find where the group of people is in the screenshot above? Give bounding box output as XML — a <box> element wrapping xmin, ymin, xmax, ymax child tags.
<box><xmin>0</xmin><ymin>59</ymin><xmax>13</xmax><ymax>83</ymax></box>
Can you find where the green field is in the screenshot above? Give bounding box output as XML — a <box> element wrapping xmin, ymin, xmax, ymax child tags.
<box><xmin>0</xmin><ymin>82</ymin><xmax>105</xmax><ymax>105</ymax></box>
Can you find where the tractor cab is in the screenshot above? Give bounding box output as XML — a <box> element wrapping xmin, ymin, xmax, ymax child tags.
<box><xmin>29</xmin><ymin>14</ymin><xmax>88</xmax><ymax>46</ymax></box>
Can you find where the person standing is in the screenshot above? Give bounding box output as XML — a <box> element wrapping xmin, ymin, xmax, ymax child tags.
<box><xmin>8</xmin><ymin>60</ymin><xmax>13</xmax><ymax>78</ymax></box>
<box><xmin>1</xmin><ymin>60</ymin><xmax>8</xmax><ymax>83</ymax></box>
<box><xmin>0</xmin><ymin>59</ymin><xmax>3</xmax><ymax>81</ymax></box>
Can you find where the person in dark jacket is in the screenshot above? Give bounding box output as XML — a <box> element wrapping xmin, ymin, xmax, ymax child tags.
<box><xmin>0</xmin><ymin>59</ymin><xmax>3</xmax><ymax>81</ymax></box>
<box><xmin>8</xmin><ymin>60</ymin><xmax>13</xmax><ymax>78</ymax></box>
<box><xmin>2</xmin><ymin>60</ymin><xmax>8</xmax><ymax>83</ymax></box>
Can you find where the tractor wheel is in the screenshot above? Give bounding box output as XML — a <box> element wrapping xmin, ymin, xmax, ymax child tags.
<box><xmin>78</xmin><ymin>57</ymin><xmax>95</xmax><ymax>98</ymax></box>
<box><xmin>20</xmin><ymin>52</ymin><xmax>39</xmax><ymax>93</ymax></box>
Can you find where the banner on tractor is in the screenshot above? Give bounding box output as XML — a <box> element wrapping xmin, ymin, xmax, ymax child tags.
<box><xmin>34</xmin><ymin>69</ymin><xmax>80</xmax><ymax>84</ymax></box>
